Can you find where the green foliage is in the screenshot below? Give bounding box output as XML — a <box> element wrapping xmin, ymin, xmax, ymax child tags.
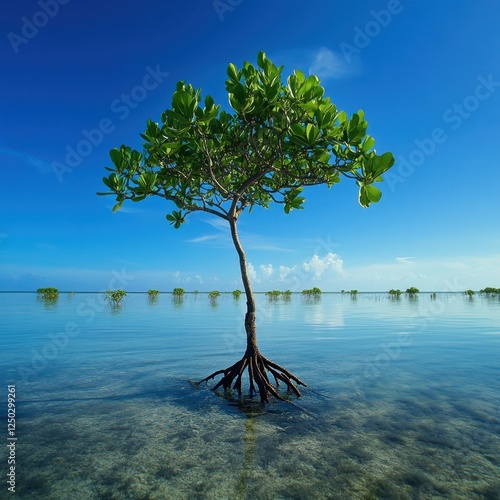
<box><xmin>208</xmin><ymin>290</ymin><xmax>221</xmax><ymax>299</ymax></box>
<box><xmin>281</xmin><ymin>290</ymin><xmax>292</xmax><ymax>300</ymax></box>
<box><xmin>105</xmin><ymin>289</ymin><xmax>127</xmax><ymax>306</ymax></box>
<box><xmin>265</xmin><ymin>290</ymin><xmax>282</xmax><ymax>300</ymax></box>
<box><xmin>99</xmin><ymin>51</ymin><xmax>395</xmax><ymax>227</ymax></box>
<box><xmin>302</xmin><ymin>287</ymin><xmax>322</xmax><ymax>297</ymax></box>
<box><xmin>148</xmin><ymin>289</ymin><xmax>160</xmax><ymax>298</ymax></box>
<box><xmin>349</xmin><ymin>289</ymin><xmax>358</xmax><ymax>295</ymax></box>
<box><xmin>388</xmin><ymin>289</ymin><xmax>402</xmax><ymax>297</ymax></box>
<box><xmin>172</xmin><ymin>288</ymin><xmax>185</xmax><ymax>296</ymax></box>
<box><xmin>464</xmin><ymin>290</ymin><xmax>475</xmax><ymax>296</ymax></box>
<box><xmin>406</xmin><ymin>287</ymin><xmax>419</xmax><ymax>296</ymax></box>
<box><xmin>480</xmin><ymin>287</ymin><xmax>500</xmax><ymax>294</ymax></box>
<box><xmin>232</xmin><ymin>289</ymin><xmax>242</xmax><ymax>299</ymax></box>
<box><xmin>37</xmin><ymin>287</ymin><xmax>59</xmax><ymax>300</ymax></box>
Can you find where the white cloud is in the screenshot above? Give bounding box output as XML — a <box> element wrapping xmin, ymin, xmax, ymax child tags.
<box><xmin>246</xmin><ymin>263</ymin><xmax>258</xmax><ymax>282</ymax></box>
<box><xmin>302</xmin><ymin>253</ymin><xmax>343</xmax><ymax>278</ymax></box>
<box><xmin>308</xmin><ymin>47</ymin><xmax>352</xmax><ymax>80</ymax></box>
<box><xmin>396</xmin><ymin>256</ymin><xmax>415</xmax><ymax>262</ymax></box>
<box><xmin>187</xmin><ymin>235</ymin><xmax>219</xmax><ymax>244</ymax></box>
<box><xmin>278</xmin><ymin>265</ymin><xmax>294</xmax><ymax>283</ymax></box>
<box><xmin>267</xmin><ymin>47</ymin><xmax>357</xmax><ymax>85</ymax></box>
<box><xmin>259</xmin><ymin>264</ymin><xmax>274</xmax><ymax>278</ymax></box>
<box><xmin>248</xmin><ymin>253</ymin><xmax>343</xmax><ymax>290</ymax></box>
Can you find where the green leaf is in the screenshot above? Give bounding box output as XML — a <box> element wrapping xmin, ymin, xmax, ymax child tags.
<box><xmin>306</xmin><ymin>123</ymin><xmax>320</xmax><ymax>145</ymax></box>
<box><xmin>257</xmin><ymin>51</ymin><xmax>267</xmax><ymax>69</ymax></box>
<box><xmin>112</xmin><ymin>200</ymin><xmax>124</xmax><ymax>213</ymax></box>
<box><xmin>109</xmin><ymin>148</ymin><xmax>122</xmax><ymax>168</ymax></box>
<box><xmin>365</xmin><ymin>184</ymin><xmax>382</xmax><ymax>203</ymax></box>
<box><xmin>362</xmin><ymin>135</ymin><xmax>375</xmax><ymax>153</ymax></box>
<box><xmin>227</xmin><ymin>63</ymin><xmax>239</xmax><ymax>81</ymax></box>
<box><xmin>172</xmin><ymin>90</ymin><xmax>195</xmax><ymax>118</ymax></box>
<box><xmin>372</xmin><ymin>152</ymin><xmax>395</xmax><ymax>177</ymax></box>
<box><xmin>164</xmin><ymin>109</ymin><xmax>192</xmax><ymax>125</ymax></box>
<box><xmin>204</xmin><ymin>95</ymin><xmax>215</xmax><ymax>110</ymax></box>
<box><xmin>358</xmin><ymin>186</ymin><xmax>370</xmax><ymax>208</ymax></box>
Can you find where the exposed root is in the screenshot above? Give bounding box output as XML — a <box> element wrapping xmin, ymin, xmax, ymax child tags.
<box><xmin>193</xmin><ymin>350</ymin><xmax>306</xmax><ymax>404</ymax></box>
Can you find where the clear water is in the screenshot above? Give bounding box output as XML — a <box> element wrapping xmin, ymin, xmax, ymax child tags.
<box><xmin>1</xmin><ymin>292</ymin><xmax>499</xmax><ymax>499</ymax></box>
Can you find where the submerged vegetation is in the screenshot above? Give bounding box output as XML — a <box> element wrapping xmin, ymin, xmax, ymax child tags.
<box><xmin>105</xmin><ymin>289</ymin><xmax>127</xmax><ymax>306</ymax></box>
<box><xmin>208</xmin><ymin>290</ymin><xmax>221</xmax><ymax>300</ymax></box>
<box><xmin>37</xmin><ymin>287</ymin><xmax>59</xmax><ymax>300</ymax></box>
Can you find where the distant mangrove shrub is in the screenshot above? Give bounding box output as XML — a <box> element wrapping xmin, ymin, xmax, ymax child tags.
<box><xmin>388</xmin><ymin>289</ymin><xmax>402</xmax><ymax>297</ymax></box>
<box><xmin>282</xmin><ymin>290</ymin><xmax>292</xmax><ymax>300</ymax></box>
<box><xmin>232</xmin><ymin>290</ymin><xmax>242</xmax><ymax>299</ymax></box>
<box><xmin>172</xmin><ymin>288</ymin><xmax>185</xmax><ymax>297</ymax></box>
<box><xmin>406</xmin><ymin>287</ymin><xmax>419</xmax><ymax>297</ymax></box>
<box><xmin>265</xmin><ymin>290</ymin><xmax>281</xmax><ymax>300</ymax></box>
<box><xmin>302</xmin><ymin>287</ymin><xmax>322</xmax><ymax>297</ymax></box>
<box><xmin>208</xmin><ymin>290</ymin><xmax>221</xmax><ymax>300</ymax></box>
<box><xmin>105</xmin><ymin>289</ymin><xmax>127</xmax><ymax>306</ymax></box>
<box><xmin>464</xmin><ymin>290</ymin><xmax>475</xmax><ymax>297</ymax></box>
<box><xmin>480</xmin><ymin>287</ymin><xmax>500</xmax><ymax>295</ymax></box>
<box><xmin>37</xmin><ymin>287</ymin><xmax>59</xmax><ymax>300</ymax></box>
<box><xmin>148</xmin><ymin>289</ymin><xmax>160</xmax><ymax>298</ymax></box>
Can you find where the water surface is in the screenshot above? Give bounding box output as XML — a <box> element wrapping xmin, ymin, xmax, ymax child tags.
<box><xmin>1</xmin><ymin>292</ymin><xmax>499</xmax><ymax>498</ymax></box>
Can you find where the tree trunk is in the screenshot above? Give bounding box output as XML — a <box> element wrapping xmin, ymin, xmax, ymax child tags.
<box><xmin>228</xmin><ymin>216</ymin><xmax>258</xmax><ymax>355</ymax></box>
<box><xmin>192</xmin><ymin>216</ymin><xmax>306</xmax><ymax>403</ymax></box>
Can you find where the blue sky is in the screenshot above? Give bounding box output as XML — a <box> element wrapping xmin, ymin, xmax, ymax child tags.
<box><xmin>1</xmin><ymin>0</ymin><xmax>499</xmax><ymax>292</ymax></box>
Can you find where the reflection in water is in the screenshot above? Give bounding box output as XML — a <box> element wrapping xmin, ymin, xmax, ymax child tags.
<box><xmin>236</xmin><ymin>417</ymin><xmax>256</xmax><ymax>499</ymax></box>
<box><xmin>109</xmin><ymin>304</ymin><xmax>123</xmax><ymax>315</ymax></box>
<box><xmin>172</xmin><ymin>295</ymin><xmax>184</xmax><ymax>309</ymax></box>
<box><xmin>37</xmin><ymin>296</ymin><xmax>59</xmax><ymax>310</ymax></box>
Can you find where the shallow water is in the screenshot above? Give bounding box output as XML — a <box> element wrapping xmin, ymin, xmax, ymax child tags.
<box><xmin>1</xmin><ymin>292</ymin><xmax>499</xmax><ymax>499</ymax></box>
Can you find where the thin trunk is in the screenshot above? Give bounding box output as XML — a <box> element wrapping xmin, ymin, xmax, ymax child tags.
<box><xmin>228</xmin><ymin>216</ymin><xmax>258</xmax><ymax>354</ymax></box>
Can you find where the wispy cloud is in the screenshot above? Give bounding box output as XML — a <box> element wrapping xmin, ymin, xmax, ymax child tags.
<box><xmin>0</xmin><ymin>146</ymin><xmax>53</xmax><ymax>174</ymax></box>
<box><xmin>395</xmin><ymin>256</ymin><xmax>415</xmax><ymax>262</ymax></box>
<box><xmin>36</xmin><ymin>242</ymin><xmax>58</xmax><ymax>251</ymax></box>
<box><xmin>187</xmin><ymin>235</ymin><xmax>219</xmax><ymax>244</ymax></box>
<box><xmin>308</xmin><ymin>47</ymin><xmax>353</xmax><ymax>80</ymax></box>
<box><xmin>191</xmin><ymin>219</ymin><xmax>294</xmax><ymax>252</ymax></box>
<box><xmin>268</xmin><ymin>47</ymin><xmax>357</xmax><ymax>83</ymax></box>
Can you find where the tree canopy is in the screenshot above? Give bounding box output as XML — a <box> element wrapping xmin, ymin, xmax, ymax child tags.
<box><xmin>99</xmin><ymin>51</ymin><xmax>394</xmax><ymax>226</ymax></box>
<box><xmin>99</xmin><ymin>51</ymin><xmax>396</xmax><ymax>404</ymax></box>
